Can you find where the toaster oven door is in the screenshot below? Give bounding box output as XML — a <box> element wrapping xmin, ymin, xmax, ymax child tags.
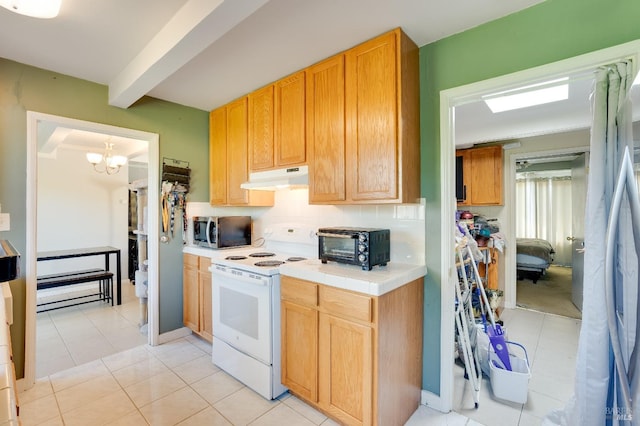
<box><xmin>318</xmin><ymin>232</ymin><xmax>359</xmax><ymax>263</ymax></box>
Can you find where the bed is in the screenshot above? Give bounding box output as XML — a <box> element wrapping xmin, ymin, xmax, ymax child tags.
<box><xmin>516</xmin><ymin>238</ymin><xmax>555</xmax><ymax>283</ymax></box>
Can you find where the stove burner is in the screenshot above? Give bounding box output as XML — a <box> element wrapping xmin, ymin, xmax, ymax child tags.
<box><xmin>249</xmin><ymin>252</ymin><xmax>276</xmax><ymax>258</ymax></box>
<box><xmin>254</xmin><ymin>260</ymin><xmax>285</xmax><ymax>267</ymax></box>
<box><xmin>286</xmin><ymin>257</ymin><xmax>307</xmax><ymax>262</ymax></box>
<box><xmin>225</xmin><ymin>255</ymin><xmax>248</xmax><ymax>260</ymax></box>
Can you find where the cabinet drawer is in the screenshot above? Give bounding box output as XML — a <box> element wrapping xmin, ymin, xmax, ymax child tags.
<box><xmin>319</xmin><ymin>286</ymin><xmax>373</xmax><ymax>323</ymax></box>
<box><xmin>184</xmin><ymin>253</ymin><xmax>198</xmax><ymax>267</ymax></box>
<box><xmin>198</xmin><ymin>257</ymin><xmax>211</xmax><ymax>273</ymax></box>
<box><xmin>281</xmin><ymin>277</ymin><xmax>318</xmax><ymax>307</ymax></box>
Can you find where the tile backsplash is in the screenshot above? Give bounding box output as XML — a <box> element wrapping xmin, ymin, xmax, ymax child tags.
<box><xmin>186</xmin><ymin>188</ymin><xmax>425</xmax><ymax>265</ymax></box>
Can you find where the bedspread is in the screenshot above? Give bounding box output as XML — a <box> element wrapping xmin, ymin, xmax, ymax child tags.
<box><xmin>516</xmin><ymin>238</ymin><xmax>555</xmax><ymax>263</ymax></box>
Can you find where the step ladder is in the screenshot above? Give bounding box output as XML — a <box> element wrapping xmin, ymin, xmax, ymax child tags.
<box><xmin>454</xmin><ymin>237</ymin><xmax>483</xmax><ymax>408</ymax></box>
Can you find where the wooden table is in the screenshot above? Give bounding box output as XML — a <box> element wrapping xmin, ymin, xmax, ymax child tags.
<box><xmin>37</xmin><ymin>246</ymin><xmax>122</xmax><ymax>305</ymax></box>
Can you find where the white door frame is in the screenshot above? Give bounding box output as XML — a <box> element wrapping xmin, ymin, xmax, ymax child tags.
<box><xmin>434</xmin><ymin>40</ymin><xmax>640</xmax><ymax>412</ymax></box>
<box><xmin>23</xmin><ymin>112</ymin><xmax>160</xmax><ymax>389</ymax></box>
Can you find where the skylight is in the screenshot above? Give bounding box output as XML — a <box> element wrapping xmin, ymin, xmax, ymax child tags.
<box><xmin>483</xmin><ymin>77</ymin><xmax>569</xmax><ymax>113</ymax></box>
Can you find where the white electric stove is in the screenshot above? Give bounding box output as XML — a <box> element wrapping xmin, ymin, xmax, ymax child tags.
<box><xmin>210</xmin><ymin>225</ymin><xmax>316</xmax><ymax>400</ymax></box>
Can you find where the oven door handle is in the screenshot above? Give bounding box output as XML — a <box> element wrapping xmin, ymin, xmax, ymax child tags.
<box><xmin>316</xmin><ymin>232</ymin><xmax>357</xmax><ymax>239</ymax></box>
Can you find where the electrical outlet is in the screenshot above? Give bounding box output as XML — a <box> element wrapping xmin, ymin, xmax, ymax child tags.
<box><xmin>0</xmin><ymin>214</ymin><xmax>10</xmax><ymax>232</ymax></box>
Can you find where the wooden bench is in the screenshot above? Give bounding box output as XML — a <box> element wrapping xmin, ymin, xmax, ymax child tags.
<box><xmin>36</xmin><ymin>268</ymin><xmax>114</xmax><ymax>313</ymax></box>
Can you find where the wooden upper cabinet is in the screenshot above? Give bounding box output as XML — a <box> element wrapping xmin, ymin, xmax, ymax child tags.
<box><xmin>209</xmin><ymin>98</ymin><xmax>274</xmax><ymax>206</ymax></box>
<box><xmin>309</xmin><ymin>28</ymin><xmax>420</xmax><ymax>204</ymax></box>
<box><xmin>248</xmin><ymin>71</ymin><xmax>306</xmax><ymax>172</ymax></box>
<box><xmin>275</xmin><ymin>71</ymin><xmax>306</xmax><ymax>167</ymax></box>
<box><xmin>211</xmin><ymin>28</ymin><xmax>418</xmax><ymax>206</ymax></box>
<box><xmin>307</xmin><ymin>55</ymin><xmax>346</xmax><ymax>203</ymax></box>
<box><xmin>227</xmin><ymin>98</ymin><xmax>250</xmax><ymax>205</ymax></box>
<box><xmin>248</xmin><ymin>85</ymin><xmax>275</xmax><ymax>171</ymax></box>
<box><xmin>209</xmin><ymin>107</ymin><xmax>227</xmax><ymax>205</ymax></box>
<box><xmin>345</xmin><ymin>31</ymin><xmax>398</xmax><ymax>201</ymax></box>
<box><xmin>456</xmin><ymin>145</ymin><xmax>503</xmax><ymax>206</ymax></box>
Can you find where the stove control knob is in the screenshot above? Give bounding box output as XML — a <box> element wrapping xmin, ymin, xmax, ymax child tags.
<box><xmin>358</xmin><ymin>254</ymin><xmax>367</xmax><ymax>262</ymax></box>
<box><xmin>358</xmin><ymin>244</ymin><xmax>367</xmax><ymax>253</ymax></box>
<box><xmin>358</xmin><ymin>234</ymin><xmax>367</xmax><ymax>242</ymax></box>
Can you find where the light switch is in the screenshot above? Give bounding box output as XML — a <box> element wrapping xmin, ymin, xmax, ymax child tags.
<box><xmin>0</xmin><ymin>214</ymin><xmax>9</xmax><ymax>232</ymax></box>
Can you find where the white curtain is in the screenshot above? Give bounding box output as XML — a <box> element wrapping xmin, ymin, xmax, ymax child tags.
<box><xmin>515</xmin><ymin>174</ymin><xmax>573</xmax><ymax>265</ymax></box>
<box><xmin>556</xmin><ymin>62</ymin><xmax>635</xmax><ymax>426</ymax></box>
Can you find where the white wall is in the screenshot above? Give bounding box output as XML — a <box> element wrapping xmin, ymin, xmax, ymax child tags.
<box><xmin>186</xmin><ymin>189</ymin><xmax>426</xmax><ymax>265</ymax></box>
<box><xmin>37</xmin><ymin>149</ymin><xmax>129</xmax><ymax>277</ymax></box>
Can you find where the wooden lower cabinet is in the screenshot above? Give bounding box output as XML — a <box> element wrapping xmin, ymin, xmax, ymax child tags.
<box><xmin>281</xmin><ymin>275</ymin><xmax>423</xmax><ymax>426</ymax></box>
<box><xmin>281</xmin><ymin>300</ymin><xmax>318</xmax><ymax>401</ymax></box>
<box><xmin>319</xmin><ymin>313</ymin><xmax>373</xmax><ymax>425</ymax></box>
<box><xmin>478</xmin><ymin>247</ymin><xmax>500</xmax><ymax>290</ymax></box>
<box><xmin>183</xmin><ymin>254</ymin><xmax>213</xmax><ymax>342</ymax></box>
<box><xmin>198</xmin><ymin>258</ymin><xmax>213</xmax><ymax>341</ymax></box>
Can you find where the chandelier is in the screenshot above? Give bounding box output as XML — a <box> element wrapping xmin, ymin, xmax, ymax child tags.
<box><xmin>86</xmin><ymin>142</ymin><xmax>127</xmax><ymax>175</ymax></box>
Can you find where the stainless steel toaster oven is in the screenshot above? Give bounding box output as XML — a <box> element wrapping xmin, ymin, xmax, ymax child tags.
<box><xmin>317</xmin><ymin>227</ymin><xmax>390</xmax><ymax>270</ymax></box>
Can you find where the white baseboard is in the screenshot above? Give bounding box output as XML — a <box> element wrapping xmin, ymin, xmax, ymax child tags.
<box><xmin>421</xmin><ymin>390</ymin><xmax>449</xmax><ymax>413</ymax></box>
<box><xmin>158</xmin><ymin>327</ymin><xmax>192</xmax><ymax>345</ymax></box>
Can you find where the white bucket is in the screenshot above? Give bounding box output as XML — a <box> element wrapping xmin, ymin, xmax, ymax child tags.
<box><xmin>489</xmin><ymin>341</ymin><xmax>531</xmax><ymax>404</ymax></box>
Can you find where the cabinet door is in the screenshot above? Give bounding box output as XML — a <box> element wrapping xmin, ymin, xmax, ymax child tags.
<box><xmin>468</xmin><ymin>145</ymin><xmax>503</xmax><ymax>205</ymax></box>
<box><xmin>249</xmin><ymin>85</ymin><xmax>275</xmax><ymax>171</ymax></box>
<box><xmin>183</xmin><ymin>254</ymin><xmax>199</xmax><ymax>332</ymax></box>
<box><xmin>307</xmin><ymin>55</ymin><xmax>346</xmax><ymax>203</ymax></box>
<box><xmin>226</xmin><ymin>98</ymin><xmax>250</xmax><ymax>205</ymax></box>
<box><xmin>209</xmin><ymin>107</ymin><xmax>227</xmax><ymax>205</ymax></box>
<box><xmin>319</xmin><ymin>313</ymin><xmax>373</xmax><ymax>426</ymax></box>
<box><xmin>199</xmin><ymin>257</ymin><xmax>213</xmax><ymax>342</ymax></box>
<box><xmin>275</xmin><ymin>71</ymin><xmax>306</xmax><ymax>167</ymax></box>
<box><xmin>345</xmin><ymin>31</ymin><xmax>398</xmax><ymax>201</ymax></box>
<box><xmin>478</xmin><ymin>248</ymin><xmax>499</xmax><ymax>290</ymax></box>
<box><xmin>281</xmin><ymin>300</ymin><xmax>318</xmax><ymax>402</ymax></box>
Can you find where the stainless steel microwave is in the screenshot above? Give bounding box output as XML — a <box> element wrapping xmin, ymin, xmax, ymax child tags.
<box><xmin>193</xmin><ymin>216</ymin><xmax>252</xmax><ymax>249</ymax></box>
<box><xmin>317</xmin><ymin>227</ymin><xmax>390</xmax><ymax>270</ymax></box>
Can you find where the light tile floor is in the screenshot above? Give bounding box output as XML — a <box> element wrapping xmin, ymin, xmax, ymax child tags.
<box><xmin>452</xmin><ymin>308</ymin><xmax>580</xmax><ymax>426</ymax></box>
<box><xmin>36</xmin><ymin>281</ymin><xmax>148</xmax><ymax>378</ymax></box>
<box><xmin>26</xmin><ymin>288</ymin><xmax>580</xmax><ymax>425</ymax></box>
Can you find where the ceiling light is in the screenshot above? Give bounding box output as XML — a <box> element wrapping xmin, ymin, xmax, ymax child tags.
<box><xmin>86</xmin><ymin>141</ymin><xmax>127</xmax><ymax>175</ymax></box>
<box><xmin>483</xmin><ymin>78</ymin><xmax>569</xmax><ymax>113</ymax></box>
<box><xmin>0</xmin><ymin>0</ymin><xmax>61</xmax><ymax>18</ymax></box>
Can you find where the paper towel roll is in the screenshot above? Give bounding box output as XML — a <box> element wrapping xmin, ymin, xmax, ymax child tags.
<box><xmin>135</xmin><ymin>270</ymin><xmax>148</xmax><ymax>298</ymax></box>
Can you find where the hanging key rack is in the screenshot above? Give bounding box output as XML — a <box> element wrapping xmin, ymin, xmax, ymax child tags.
<box><xmin>161</xmin><ymin>158</ymin><xmax>190</xmax><ymax>244</ymax></box>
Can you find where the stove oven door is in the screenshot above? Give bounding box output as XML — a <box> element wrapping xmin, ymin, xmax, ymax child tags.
<box><xmin>211</xmin><ymin>264</ymin><xmax>273</xmax><ymax>365</ymax></box>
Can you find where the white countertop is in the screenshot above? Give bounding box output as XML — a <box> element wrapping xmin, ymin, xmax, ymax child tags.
<box><xmin>279</xmin><ymin>259</ymin><xmax>427</xmax><ymax>296</ymax></box>
<box><xmin>184</xmin><ymin>245</ymin><xmax>427</xmax><ymax>296</ymax></box>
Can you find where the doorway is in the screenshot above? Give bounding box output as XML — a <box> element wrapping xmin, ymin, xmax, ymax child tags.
<box><xmin>24</xmin><ymin>112</ymin><xmax>160</xmax><ymax>389</ymax></box>
<box><xmin>436</xmin><ymin>40</ymin><xmax>640</xmax><ymax>413</ymax></box>
<box><xmin>513</xmin><ymin>149</ymin><xmax>587</xmax><ymax>320</ymax></box>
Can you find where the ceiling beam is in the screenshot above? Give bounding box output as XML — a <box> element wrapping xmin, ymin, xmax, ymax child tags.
<box><xmin>108</xmin><ymin>0</ymin><xmax>270</xmax><ymax>109</ymax></box>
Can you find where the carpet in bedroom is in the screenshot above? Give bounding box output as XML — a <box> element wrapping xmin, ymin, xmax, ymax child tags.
<box><xmin>516</xmin><ymin>265</ymin><xmax>582</xmax><ymax>319</ymax></box>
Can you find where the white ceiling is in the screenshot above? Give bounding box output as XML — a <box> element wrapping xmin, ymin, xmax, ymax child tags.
<box><xmin>0</xmin><ymin>0</ymin><xmax>546</xmax><ymax>112</ymax></box>
<box><xmin>10</xmin><ymin>0</ymin><xmax>628</xmax><ymax>152</ymax></box>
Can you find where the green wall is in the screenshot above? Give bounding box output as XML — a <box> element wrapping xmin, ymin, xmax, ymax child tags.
<box><xmin>420</xmin><ymin>0</ymin><xmax>640</xmax><ymax>394</ymax></box>
<box><xmin>0</xmin><ymin>58</ymin><xmax>209</xmax><ymax>377</ymax></box>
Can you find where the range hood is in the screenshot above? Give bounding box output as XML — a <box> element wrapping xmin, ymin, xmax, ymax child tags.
<box><xmin>240</xmin><ymin>165</ymin><xmax>309</xmax><ymax>190</ymax></box>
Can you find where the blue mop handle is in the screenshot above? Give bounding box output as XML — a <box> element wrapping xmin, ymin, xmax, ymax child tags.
<box><xmin>488</xmin><ymin>324</ymin><xmax>512</xmax><ymax>371</ymax></box>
